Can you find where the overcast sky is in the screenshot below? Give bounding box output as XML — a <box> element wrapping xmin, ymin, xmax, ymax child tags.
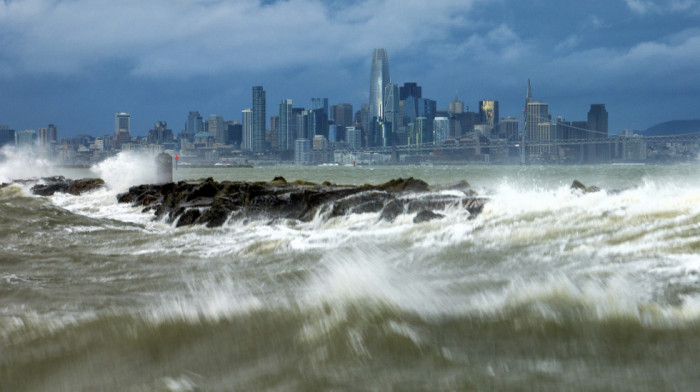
<box><xmin>1</xmin><ymin>0</ymin><xmax>699</xmax><ymax>137</ymax></box>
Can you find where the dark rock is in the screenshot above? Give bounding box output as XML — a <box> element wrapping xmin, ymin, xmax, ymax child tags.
<box><xmin>379</xmin><ymin>200</ymin><xmax>405</xmax><ymax>222</ymax></box>
<box><xmin>114</xmin><ymin>176</ymin><xmax>488</xmax><ymax>228</ymax></box>
<box><xmin>377</xmin><ymin>177</ymin><xmax>429</xmax><ymax>193</ymax></box>
<box><xmin>571</xmin><ymin>180</ymin><xmax>601</xmax><ymax>193</ymax></box>
<box><xmin>31</xmin><ymin>176</ymin><xmax>105</xmax><ymax>196</ymax></box>
<box><xmin>413</xmin><ymin>209</ymin><xmax>445</xmax><ymax>223</ymax></box>
<box><xmin>176</xmin><ymin>209</ymin><xmax>201</xmax><ymax>227</ymax></box>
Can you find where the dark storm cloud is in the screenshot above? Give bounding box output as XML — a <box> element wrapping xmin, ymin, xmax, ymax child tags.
<box><xmin>0</xmin><ymin>0</ymin><xmax>699</xmax><ymax>135</ymax></box>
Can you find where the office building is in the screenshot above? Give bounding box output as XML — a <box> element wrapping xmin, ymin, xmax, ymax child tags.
<box><xmin>15</xmin><ymin>129</ymin><xmax>37</xmax><ymax>148</ymax></box>
<box><xmin>208</xmin><ymin>115</ymin><xmax>225</xmax><ymax>143</ymax></box>
<box><xmin>369</xmin><ymin>48</ymin><xmax>390</xmax><ymax>121</ymax></box>
<box><xmin>278</xmin><ymin>99</ymin><xmax>293</xmax><ymax>150</ymax></box>
<box><xmin>242</xmin><ymin>109</ymin><xmax>253</xmax><ymax>150</ymax></box>
<box><xmin>294</xmin><ymin>139</ymin><xmax>311</xmax><ymax>164</ymax></box>
<box><xmin>434</xmin><ymin>117</ymin><xmax>450</xmax><ymax>144</ymax></box>
<box><xmin>0</xmin><ymin>126</ymin><xmax>15</xmax><ymax>146</ymax></box>
<box><xmin>383</xmin><ymin>83</ymin><xmax>399</xmax><ymax>146</ymax></box>
<box><xmin>479</xmin><ymin>100</ymin><xmax>499</xmax><ymax>129</ymax></box>
<box><xmin>186</xmin><ymin>111</ymin><xmax>204</xmax><ymax>135</ymax></box>
<box><xmin>252</xmin><ymin>86</ymin><xmax>266</xmax><ymax>152</ymax></box>
<box><xmin>332</xmin><ymin>103</ymin><xmax>354</xmax><ymax>128</ymax></box>
<box><xmin>449</xmin><ymin>94</ymin><xmax>464</xmax><ymax>115</ymax></box>
<box><xmin>587</xmin><ymin>104</ymin><xmax>608</xmax><ymax>138</ymax></box>
<box><xmin>346</xmin><ymin>127</ymin><xmax>362</xmax><ymax>149</ymax></box>
<box><xmin>400</xmin><ymin>82</ymin><xmax>422</xmax><ymax>101</ymax></box>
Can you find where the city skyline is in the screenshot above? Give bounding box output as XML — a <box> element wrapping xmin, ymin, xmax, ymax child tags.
<box><xmin>1</xmin><ymin>0</ymin><xmax>699</xmax><ymax>137</ymax></box>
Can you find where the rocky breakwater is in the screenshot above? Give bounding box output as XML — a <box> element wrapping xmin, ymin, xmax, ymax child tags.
<box><xmin>1</xmin><ymin>176</ymin><xmax>106</xmax><ymax>196</ymax></box>
<box><xmin>117</xmin><ymin>177</ymin><xmax>488</xmax><ymax>228</ymax></box>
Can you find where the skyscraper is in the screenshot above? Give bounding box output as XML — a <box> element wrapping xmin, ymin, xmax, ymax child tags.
<box><xmin>400</xmin><ymin>82</ymin><xmax>422</xmax><ymax>101</ymax></box>
<box><xmin>587</xmin><ymin>104</ymin><xmax>608</xmax><ymax>138</ymax></box>
<box><xmin>383</xmin><ymin>83</ymin><xmax>399</xmax><ymax>146</ymax></box>
<box><xmin>114</xmin><ymin>112</ymin><xmax>131</xmax><ymax>145</ymax></box>
<box><xmin>332</xmin><ymin>103</ymin><xmax>354</xmax><ymax>128</ymax></box>
<box><xmin>115</xmin><ymin>113</ymin><xmax>130</xmax><ymax>136</ymax></box>
<box><xmin>252</xmin><ymin>86</ymin><xmax>266</xmax><ymax>152</ymax></box>
<box><xmin>242</xmin><ymin>109</ymin><xmax>253</xmax><ymax>150</ymax></box>
<box><xmin>208</xmin><ymin>114</ymin><xmax>225</xmax><ymax>144</ymax></box>
<box><xmin>278</xmin><ymin>99</ymin><xmax>293</xmax><ymax>151</ymax></box>
<box><xmin>369</xmin><ymin>48</ymin><xmax>390</xmax><ymax>121</ymax></box>
<box><xmin>449</xmin><ymin>94</ymin><xmax>464</xmax><ymax>115</ymax></box>
<box><xmin>186</xmin><ymin>111</ymin><xmax>204</xmax><ymax>134</ymax></box>
<box><xmin>479</xmin><ymin>100</ymin><xmax>500</xmax><ymax>129</ymax></box>
<box><xmin>588</xmin><ymin>103</ymin><xmax>609</xmax><ymax>162</ymax></box>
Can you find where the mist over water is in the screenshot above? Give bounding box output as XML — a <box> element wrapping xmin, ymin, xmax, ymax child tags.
<box><xmin>1</xmin><ymin>154</ymin><xmax>699</xmax><ymax>391</ymax></box>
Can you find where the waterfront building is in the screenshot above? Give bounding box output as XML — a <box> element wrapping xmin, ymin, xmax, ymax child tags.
<box><xmin>252</xmin><ymin>86</ymin><xmax>266</xmax><ymax>152</ymax></box>
<box><xmin>15</xmin><ymin>129</ymin><xmax>37</xmax><ymax>148</ymax></box>
<box><xmin>294</xmin><ymin>139</ymin><xmax>311</xmax><ymax>164</ymax></box>
<box><xmin>346</xmin><ymin>127</ymin><xmax>362</xmax><ymax>149</ymax></box>
<box><xmin>433</xmin><ymin>117</ymin><xmax>450</xmax><ymax>144</ymax></box>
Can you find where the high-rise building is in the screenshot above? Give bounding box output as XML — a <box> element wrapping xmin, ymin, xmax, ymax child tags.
<box><xmin>332</xmin><ymin>103</ymin><xmax>354</xmax><ymax>128</ymax></box>
<box><xmin>479</xmin><ymin>100</ymin><xmax>499</xmax><ymax>129</ymax></box>
<box><xmin>346</xmin><ymin>127</ymin><xmax>362</xmax><ymax>150</ymax></box>
<box><xmin>311</xmin><ymin>98</ymin><xmax>329</xmax><ymax>118</ymax></box>
<box><xmin>242</xmin><ymin>109</ymin><xmax>253</xmax><ymax>150</ymax></box>
<box><xmin>38</xmin><ymin>124</ymin><xmax>58</xmax><ymax>147</ymax></box>
<box><xmin>369</xmin><ymin>48</ymin><xmax>390</xmax><ymax>121</ymax></box>
<box><xmin>208</xmin><ymin>114</ymin><xmax>225</xmax><ymax>143</ymax></box>
<box><xmin>0</xmin><ymin>125</ymin><xmax>15</xmax><ymax>147</ymax></box>
<box><xmin>433</xmin><ymin>117</ymin><xmax>450</xmax><ymax>144</ymax></box>
<box><xmin>449</xmin><ymin>94</ymin><xmax>464</xmax><ymax>115</ymax></box>
<box><xmin>147</xmin><ymin>121</ymin><xmax>173</xmax><ymax>144</ymax></box>
<box><xmin>294</xmin><ymin>139</ymin><xmax>311</xmax><ymax>164</ymax></box>
<box><xmin>15</xmin><ymin>129</ymin><xmax>37</xmax><ymax>148</ymax></box>
<box><xmin>186</xmin><ymin>111</ymin><xmax>204</xmax><ymax>134</ymax></box>
<box><xmin>400</xmin><ymin>82</ymin><xmax>422</xmax><ymax>101</ymax></box>
<box><xmin>114</xmin><ymin>112</ymin><xmax>131</xmax><ymax>145</ymax></box>
<box><xmin>588</xmin><ymin>104</ymin><xmax>609</xmax><ymax>162</ymax></box>
<box><xmin>383</xmin><ymin>83</ymin><xmax>399</xmax><ymax>146</ymax></box>
<box><xmin>587</xmin><ymin>104</ymin><xmax>608</xmax><ymax>138</ymax></box>
<box><xmin>252</xmin><ymin>86</ymin><xmax>266</xmax><ymax>152</ymax></box>
<box><xmin>525</xmin><ymin>102</ymin><xmax>551</xmax><ymax>141</ymax></box>
<box><xmin>498</xmin><ymin>117</ymin><xmax>519</xmax><ymax>140</ymax></box>
<box><xmin>278</xmin><ymin>99</ymin><xmax>293</xmax><ymax>151</ymax></box>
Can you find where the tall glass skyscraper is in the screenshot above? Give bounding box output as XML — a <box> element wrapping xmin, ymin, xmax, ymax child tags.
<box><xmin>369</xmin><ymin>48</ymin><xmax>390</xmax><ymax>121</ymax></box>
<box><xmin>252</xmin><ymin>86</ymin><xmax>266</xmax><ymax>152</ymax></box>
<box><xmin>278</xmin><ymin>99</ymin><xmax>293</xmax><ymax>151</ymax></box>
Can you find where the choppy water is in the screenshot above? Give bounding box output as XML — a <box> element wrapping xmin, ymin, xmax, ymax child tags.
<box><xmin>1</xmin><ymin>152</ymin><xmax>699</xmax><ymax>391</ymax></box>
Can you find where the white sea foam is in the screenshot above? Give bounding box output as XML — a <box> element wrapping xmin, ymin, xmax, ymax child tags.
<box><xmin>0</xmin><ymin>146</ymin><xmax>59</xmax><ymax>183</ymax></box>
<box><xmin>90</xmin><ymin>151</ymin><xmax>161</xmax><ymax>193</ymax></box>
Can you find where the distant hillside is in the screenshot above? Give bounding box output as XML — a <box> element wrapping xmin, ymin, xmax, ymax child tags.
<box><xmin>642</xmin><ymin>120</ymin><xmax>700</xmax><ymax>136</ymax></box>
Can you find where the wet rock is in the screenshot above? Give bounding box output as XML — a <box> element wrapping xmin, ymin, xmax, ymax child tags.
<box><xmin>379</xmin><ymin>200</ymin><xmax>405</xmax><ymax>222</ymax></box>
<box><xmin>116</xmin><ymin>176</ymin><xmax>488</xmax><ymax>228</ymax></box>
<box><xmin>30</xmin><ymin>176</ymin><xmax>105</xmax><ymax>196</ymax></box>
<box><xmin>571</xmin><ymin>180</ymin><xmax>601</xmax><ymax>193</ymax></box>
<box><xmin>413</xmin><ymin>209</ymin><xmax>445</xmax><ymax>223</ymax></box>
<box><xmin>377</xmin><ymin>177</ymin><xmax>429</xmax><ymax>193</ymax></box>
